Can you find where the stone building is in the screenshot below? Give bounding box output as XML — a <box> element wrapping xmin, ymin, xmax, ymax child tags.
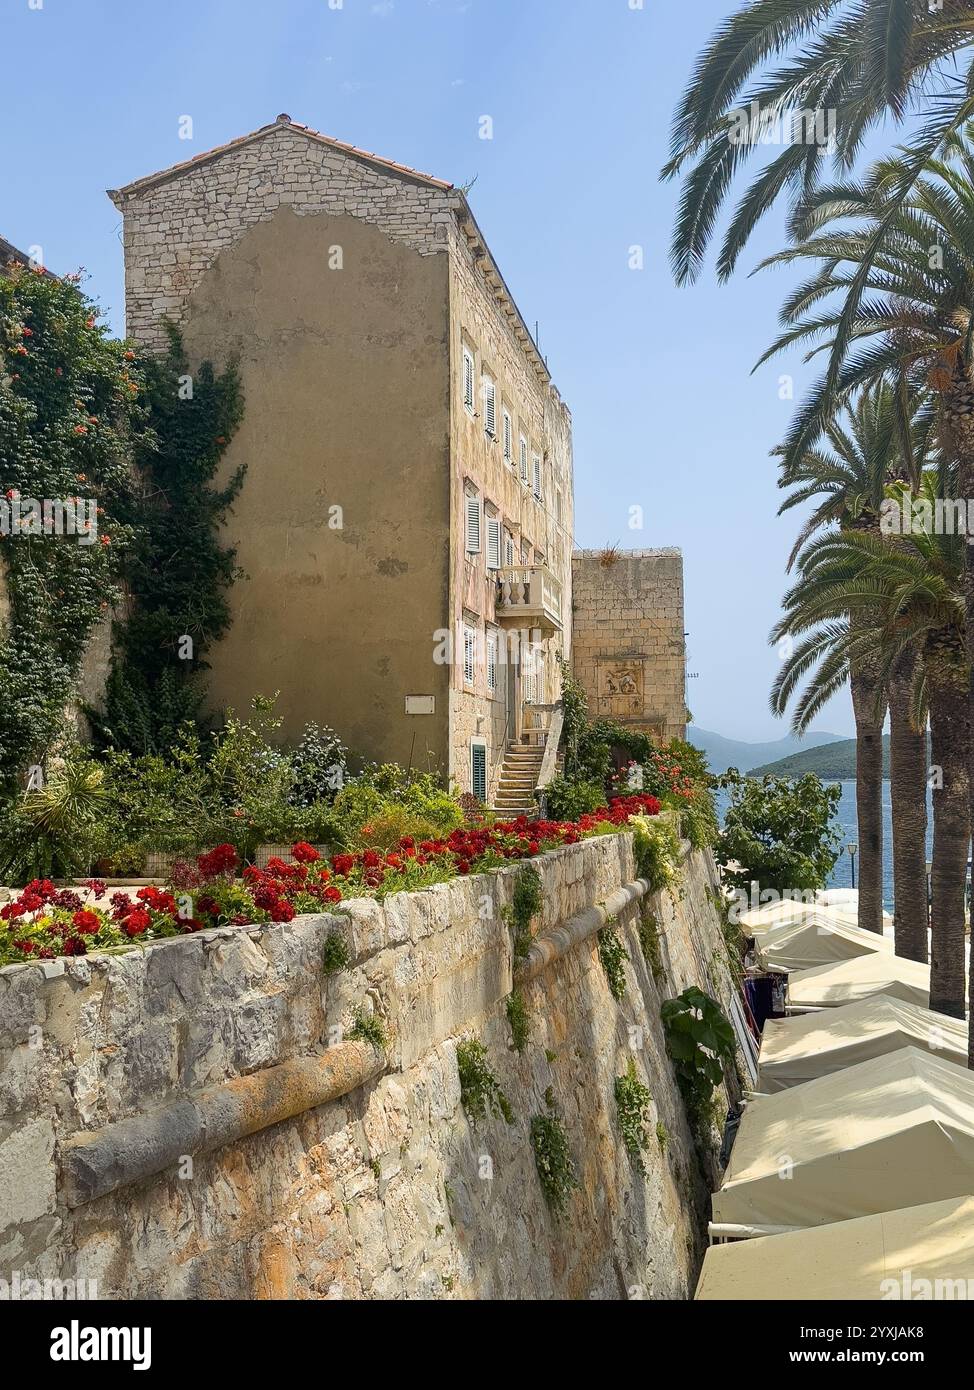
<box><xmin>572</xmin><ymin>549</ymin><xmax>686</xmax><ymax>743</ymax></box>
<box><xmin>109</xmin><ymin>116</ymin><xmax>573</xmax><ymax>807</ymax></box>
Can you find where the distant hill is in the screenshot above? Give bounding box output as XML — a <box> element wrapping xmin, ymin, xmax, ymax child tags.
<box><xmin>748</xmin><ymin>735</ymin><xmax>906</xmax><ymax>779</ymax></box>
<box><xmin>687</xmin><ymin>725</ymin><xmax>847</xmax><ymax>776</ymax></box>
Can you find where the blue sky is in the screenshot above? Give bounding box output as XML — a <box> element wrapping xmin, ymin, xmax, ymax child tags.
<box><xmin>3</xmin><ymin>0</ymin><xmax>870</xmax><ymax>740</ymax></box>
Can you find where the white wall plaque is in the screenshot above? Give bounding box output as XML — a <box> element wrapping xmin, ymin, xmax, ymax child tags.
<box><xmin>405</xmin><ymin>695</ymin><xmax>435</xmax><ymax>716</ymax></box>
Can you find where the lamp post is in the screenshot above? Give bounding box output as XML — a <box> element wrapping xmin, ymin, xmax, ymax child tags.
<box><xmin>848</xmin><ymin>842</ymin><xmax>858</xmax><ymax>890</ymax></box>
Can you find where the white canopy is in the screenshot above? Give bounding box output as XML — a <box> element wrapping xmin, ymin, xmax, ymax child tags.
<box><xmin>788</xmin><ymin>951</ymin><xmax>930</xmax><ymax>1010</ymax></box>
<box><xmin>697</xmin><ymin>1195</ymin><xmax>974</xmax><ymax>1300</ymax></box>
<box><xmin>758</xmin><ymin>995</ymin><xmax>967</xmax><ymax>1092</ymax></box>
<box><xmin>739</xmin><ymin>896</ymin><xmax>893</xmax><ymax>934</ymax></box>
<box><xmin>755</xmin><ymin>914</ymin><xmax>892</xmax><ymax>974</ymax></box>
<box><xmin>712</xmin><ymin>1047</ymin><xmax>974</xmax><ymax>1237</ymax></box>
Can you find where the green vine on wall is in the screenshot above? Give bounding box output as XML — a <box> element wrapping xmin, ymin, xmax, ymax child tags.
<box><xmin>614</xmin><ymin>1058</ymin><xmax>653</xmax><ymax>1175</ymax></box>
<box><xmin>0</xmin><ymin>267</ymin><xmax>146</xmax><ymax>794</ymax></box>
<box><xmin>93</xmin><ymin>326</ymin><xmax>245</xmax><ymax>755</ymax></box>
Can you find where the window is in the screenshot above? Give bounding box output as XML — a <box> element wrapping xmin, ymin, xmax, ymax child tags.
<box><xmin>486</xmin><ymin>513</ymin><xmax>501</xmax><ymax>570</ymax></box>
<box><xmin>483</xmin><ymin>377</ymin><xmax>496</xmax><ymax>438</ymax></box>
<box><xmin>465</xmin><ymin>493</ymin><xmax>481</xmax><ymax>553</ymax></box>
<box><xmin>471</xmin><ymin>740</ymin><xmax>487</xmax><ymax>801</ymax></box>
<box><xmin>519</xmin><ymin>435</ymin><xmax>528</xmax><ymax>481</ymax></box>
<box><xmin>462</xmin><ymin>346</ymin><xmax>475</xmax><ymax>413</ymax></box>
<box><xmin>486</xmin><ymin>630</ymin><xmax>498</xmax><ymax>694</ymax></box>
<box><xmin>463</xmin><ymin>624</ymin><xmax>476</xmax><ymax>685</ymax></box>
<box><xmin>532</xmin><ymin>454</ymin><xmax>542</xmax><ymax>500</ymax></box>
<box><xmin>503</xmin><ymin>408</ymin><xmax>513</xmax><ymax>463</ymax></box>
<box><xmin>504</xmin><ymin>527</ymin><xmax>515</xmax><ymax>567</ymax></box>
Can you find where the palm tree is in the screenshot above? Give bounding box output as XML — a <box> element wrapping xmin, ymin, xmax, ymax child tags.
<box><xmin>778</xmin><ymin>385</ymin><xmax>929</xmax><ymax>948</ymax></box>
<box><xmin>772</xmin><ymin>474</ymin><xmax>968</xmax><ymax>1016</ymax></box>
<box><xmin>665</xmin><ymin>0</ymin><xmax>974</xmax><ymax>289</ymax></box>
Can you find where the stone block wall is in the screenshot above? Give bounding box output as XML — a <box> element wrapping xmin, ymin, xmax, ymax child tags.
<box><xmin>572</xmin><ymin>549</ymin><xmax>686</xmax><ymax>743</ymax></box>
<box><xmin>0</xmin><ymin>832</ymin><xmax>736</xmax><ymax>1300</ymax></box>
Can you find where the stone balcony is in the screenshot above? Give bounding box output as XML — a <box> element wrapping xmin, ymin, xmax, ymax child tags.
<box><xmin>495</xmin><ymin>565</ymin><xmax>563</xmax><ymax>635</ymax></box>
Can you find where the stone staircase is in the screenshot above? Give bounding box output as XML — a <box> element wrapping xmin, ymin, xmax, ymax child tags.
<box><xmin>492</xmin><ymin>742</ymin><xmax>544</xmax><ymax>819</ymax></box>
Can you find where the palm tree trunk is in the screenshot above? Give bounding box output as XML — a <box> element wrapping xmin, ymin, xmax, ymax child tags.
<box><xmin>927</xmin><ymin>661</ymin><xmax>969</xmax><ymax>1019</ymax></box>
<box><xmin>887</xmin><ymin>648</ymin><xmax>929</xmax><ymax>962</ymax></box>
<box><xmin>850</xmin><ymin>666</ymin><xmax>886</xmax><ymax>935</ymax></box>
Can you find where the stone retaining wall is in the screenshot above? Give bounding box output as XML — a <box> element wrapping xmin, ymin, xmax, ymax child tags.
<box><xmin>0</xmin><ymin>832</ymin><xmax>738</xmax><ymax>1300</ymax></box>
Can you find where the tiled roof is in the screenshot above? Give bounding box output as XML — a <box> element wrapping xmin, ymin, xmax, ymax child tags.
<box><xmin>109</xmin><ymin>115</ymin><xmax>454</xmax><ymax>199</ymax></box>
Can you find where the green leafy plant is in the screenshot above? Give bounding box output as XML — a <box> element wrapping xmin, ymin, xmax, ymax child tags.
<box><xmin>542</xmin><ymin>776</ymin><xmax>607</xmax><ymax>821</ymax></box>
<box><xmin>348</xmin><ymin>1009</ymin><xmax>387</xmax><ymax>1051</ymax></box>
<box><xmin>615</xmin><ymin>1058</ymin><xmax>653</xmax><ymax>1175</ymax></box>
<box><xmin>505</xmin><ymin>991</ymin><xmax>530</xmax><ymax>1053</ymax></box>
<box><xmin>93</xmin><ymin>327</ymin><xmax>245</xmax><ymax>756</ymax></box>
<box><xmin>638</xmin><ymin>907</ymin><xmax>665</xmax><ymax>985</ymax></box>
<box><xmin>656</xmin><ymin>1121</ymin><xmax>669</xmax><ymax>1152</ymax></box>
<box><xmin>322</xmin><ymin>930</ymin><xmax>351</xmax><ymax>975</ymax></box>
<box><xmin>716</xmin><ymin>771</ymin><xmax>842</xmax><ymax>896</ymax></box>
<box><xmin>0</xmin><ymin>266</ymin><xmax>146</xmax><ymax>791</ymax></box>
<box><xmin>597</xmin><ymin>923</ymin><xmax>628</xmax><ymax>1001</ymax></box>
<box><xmin>456</xmin><ymin>1039</ymin><xmax>514</xmax><ymax>1125</ymax></box>
<box><xmin>661</xmin><ymin>987</ymin><xmax>735</xmax><ymax>1132</ymax></box>
<box><xmin>0</xmin><ymin>753</ymin><xmax>109</xmax><ymax>881</ymax></box>
<box><xmin>530</xmin><ymin>1110</ymin><xmax>580</xmax><ymax>1218</ymax></box>
<box><xmin>632</xmin><ymin>813</ymin><xmax>682</xmax><ymax>892</ymax></box>
<box><xmin>503</xmin><ymin>863</ymin><xmax>543</xmax><ymax>962</ymax></box>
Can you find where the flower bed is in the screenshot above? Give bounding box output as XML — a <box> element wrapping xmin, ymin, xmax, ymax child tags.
<box><xmin>0</xmin><ymin>795</ymin><xmax>662</xmax><ymax>967</ymax></box>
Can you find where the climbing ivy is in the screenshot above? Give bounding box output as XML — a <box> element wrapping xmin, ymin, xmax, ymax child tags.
<box><xmin>456</xmin><ymin>1039</ymin><xmax>514</xmax><ymax>1125</ymax></box>
<box><xmin>661</xmin><ymin>987</ymin><xmax>735</xmax><ymax>1131</ymax></box>
<box><xmin>503</xmin><ymin>863</ymin><xmax>543</xmax><ymax>962</ymax></box>
<box><xmin>505</xmin><ymin>990</ymin><xmax>530</xmax><ymax>1053</ymax></box>
<box><xmin>597</xmin><ymin>922</ymin><xmax>628</xmax><ymax>1001</ymax></box>
<box><xmin>0</xmin><ymin>267</ymin><xmax>146</xmax><ymax>793</ymax></box>
<box><xmin>614</xmin><ymin>1058</ymin><xmax>653</xmax><ymax>1175</ymax></box>
<box><xmin>93</xmin><ymin>326</ymin><xmax>245</xmax><ymax>755</ymax></box>
<box><xmin>530</xmin><ymin>1107</ymin><xmax>579</xmax><ymax>1218</ymax></box>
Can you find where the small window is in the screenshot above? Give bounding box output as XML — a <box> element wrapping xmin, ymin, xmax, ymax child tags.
<box><xmin>486</xmin><ymin>631</ymin><xmax>498</xmax><ymax>694</ymax></box>
<box><xmin>483</xmin><ymin>377</ymin><xmax>496</xmax><ymax>439</ymax></box>
<box><xmin>532</xmin><ymin>454</ymin><xmax>542</xmax><ymax>500</ymax></box>
<box><xmin>504</xmin><ymin>528</ymin><xmax>515</xmax><ymax>567</ymax></box>
<box><xmin>462</xmin><ymin>347</ymin><xmax>475</xmax><ymax>413</ymax></box>
<box><xmin>503</xmin><ymin>409</ymin><xmax>513</xmax><ymax>463</ymax></box>
<box><xmin>465</xmin><ymin>494</ymin><xmax>481</xmax><ymax>553</ymax></box>
<box><xmin>463</xmin><ymin>625</ymin><xmax>476</xmax><ymax>686</ymax></box>
<box><xmin>519</xmin><ymin>436</ymin><xmax>528</xmax><ymax>481</ymax></box>
<box><xmin>486</xmin><ymin>514</ymin><xmax>501</xmax><ymax>570</ymax></box>
<box><xmin>471</xmin><ymin>740</ymin><xmax>487</xmax><ymax>801</ymax></box>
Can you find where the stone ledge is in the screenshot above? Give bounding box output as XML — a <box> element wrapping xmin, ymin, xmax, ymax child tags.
<box><xmin>516</xmin><ymin>878</ymin><xmax>650</xmax><ymax>985</ymax></box>
<box><xmin>61</xmin><ymin>1041</ymin><xmax>383</xmax><ymax>1208</ymax></box>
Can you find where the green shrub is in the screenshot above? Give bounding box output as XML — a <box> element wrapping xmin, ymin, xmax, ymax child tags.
<box><xmin>0</xmin><ymin>754</ymin><xmax>109</xmax><ymax>883</ymax></box>
<box><xmin>542</xmin><ymin>777</ymin><xmax>607</xmax><ymax>820</ymax></box>
<box><xmin>530</xmin><ymin>1111</ymin><xmax>580</xmax><ymax>1217</ymax></box>
<box><xmin>656</xmin><ymin>1121</ymin><xmax>669</xmax><ymax>1151</ymax></box>
<box><xmin>456</xmin><ymin>1039</ymin><xmax>514</xmax><ymax>1124</ymax></box>
<box><xmin>322</xmin><ymin>930</ymin><xmax>351</xmax><ymax>975</ymax></box>
<box><xmin>632</xmin><ymin>813</ymin><xmax>682</xmax><ymax>892</ymax></box>
<box><xmin>597</xmin><ymin>924</ymin><xmax>628</xmax><ymax>1001</ymax></box>
<box><xmin>506</xmin><ymin>991</ymin><xmax>530</xmax><ymax>1052</ymax></box>
<box><xmin>348</xmin><ymin>1009</ymin><xmax>387</xmax><ymax>1051</ymax></box>
<box><xmin>503</xmin><ymin>863</ymin><xmax>543</xmax><ymax>961</ymax></box>
<box><xmin>615</xmin><ymin>1058</ymin><xmax>653</xmax><ymax>1175</ymax></box>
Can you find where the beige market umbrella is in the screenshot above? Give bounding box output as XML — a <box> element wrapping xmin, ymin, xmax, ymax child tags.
<box><xmin>755</xmin><ymin>914</ymin><xmax>893</xmax><ymax>974</ymax></box>
<box><xmin>711</xmin><ymin>1047</ymin><xmax>974</xmax><ymax>1238</ymax></box>
<box><xmin>788</xmin><ymin>951</ymin><xmax>930</xmax><ymax>1010</ymax></box>
<box><xmin>758</xmin><ymin>995</ymin><xmax>967</xmax><ymax>1092</ymax></box>
<box><xmin>697</xmin><ymin>1195</ymin><xmax>974</xmax><ymax>1300</ymax></box>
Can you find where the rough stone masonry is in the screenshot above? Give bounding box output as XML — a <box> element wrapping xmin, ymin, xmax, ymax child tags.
<box><xmin>0</xmin><ymin>833</ymin><xmax>737</xmax><ymax>1299</ymax></box>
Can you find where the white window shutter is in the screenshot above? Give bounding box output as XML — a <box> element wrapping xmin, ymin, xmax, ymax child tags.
<box><xmin>503</xmin><ymin>410</ymin><xmax>512</xmax><ymax>461</ymax></box>
<box><xmin>463</xmin><ymin>349</ymin><xmax>474</xmax><ymax>410</ymax></box>
<box><xmin>484</xmin><ymin>380</ymin><xmax>496</xmax><ymax>437</ymax></box>
<box><xmin>532</xmin><ymin>455</ymin><xmax>542</xmax><ymax>499</ymax></box>
<box><xmin>466</xmin><ymin>495</ymin><xmax>481</xmax><ymax>552</ymax></box>
<box><xmin>487</xmin><ymin>633</ymin><xmax>497</xmax><ymax>692</ymax></box>
<box><xmin>519</xmin><ymin>437</ymin><xmax>528</xmax><ymax>480</ymax></box>
<box><xmin>486</xmin><ymin>516</ymin><xmax>501</xmax><ymax>570</ymax></box>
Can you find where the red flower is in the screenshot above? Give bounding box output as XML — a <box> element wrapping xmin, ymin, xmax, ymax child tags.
<box><xmin>71</xmin><ymin>909</ymin><xmax>101</xmax><ymax>936</ymax></box>
<box><xmin>322</xmin><ymin>885</ymin><xmax>342</xmax><ymax>903</ymax></box>
<box><xmin>196</xmin><ymin>844</ymin><xmax>238</xmax><ymax>879</ymax></box>
<box><xmin>122</xmin><ymin>908</ymin><xmax>151</xmax><ymax>937</ymax></box>
<box><xmin>291</xmin><ymin>841</ymin><xmax>321</xmax><ymax>864</ymax></box>
<box><xmin>269</xmin><ymin>900</ymin><xmax>295</xmax><ymax>922</ymax></box>
<box><xmin>332</xmin><ymin>854</ymin><xmax>356</xmax><ymax>877</ymax></box>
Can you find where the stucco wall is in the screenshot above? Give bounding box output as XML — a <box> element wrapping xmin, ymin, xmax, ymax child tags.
<box><xmin>172</xmin><ymin>205</ymin><xmax>452</xmax><ymax>766</ymax></box>
<box><xmin>572</xmin><ymin>549</ymin><xmax>687</xmax><ymax>743</ymax></box>
<box><xmin>0</xmin><ymin>834</ymin><xmax>737</xmax><ymax>1300</ymax></box>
